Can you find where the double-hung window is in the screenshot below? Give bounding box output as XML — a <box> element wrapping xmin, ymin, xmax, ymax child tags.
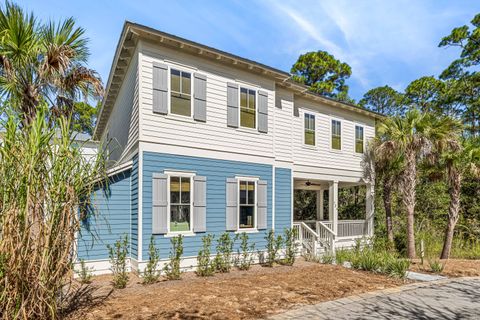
<box><xmin>170</xmin><ymin>69</ymin><xmax>192</xmax><ymax>117</ymax></box>
<box><xmin>239</xmin><ymin>180</ymin><xmax>256</xmax><ymax>229</ymax></box>
<box><xmin>331</xmin><ymin>119</ymin><xmax>342</xmax><ymax>150</ymax></box>
<box><xmin>169</xmin><ymin>176</ymin><xmax>192</xmax><ymax>232</ymax></box>
<box><xmin>240</xmin><ymin>87</ymin><xmax>256</xmax><ymax>129</ymax></box>
<box><xmin>304</xmin><ymin>113</ymin><xmax>315</xmax><ymax>146</ymax></box>
<box><xmin>355</xmin><ymin>125</ymin><xmax>364</xmax><ymax>153</ymax></box>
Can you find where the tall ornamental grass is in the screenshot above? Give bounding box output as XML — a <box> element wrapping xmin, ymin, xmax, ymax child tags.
<box><xmin>0</xmin><ymin>108</ymin><xmax>105</xmax><ymax>319</ymax></box>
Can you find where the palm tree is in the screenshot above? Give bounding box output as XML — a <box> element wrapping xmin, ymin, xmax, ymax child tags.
<box><xmin>437</xmin><ymin>138</ymin><xmax>480</xmax><ymax>259</ymax></box>
<box><xmin>0</xmin><ymin>2</ymin><xmax>102</xmax><ymax>125</ymax></box>
<box><xmin>377</xmin><ymin>109</ymin><xmax>459</xmax><ymax>258</ymax></box>
<box><xmin>364</xmin><ymin>138</ymin><xmax>403</xmax><ymax>247</ymax></box>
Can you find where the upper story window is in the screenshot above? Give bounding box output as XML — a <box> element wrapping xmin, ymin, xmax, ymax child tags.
<box><xmin>239</xmin><ymin>180</ymin><xmax>256</xmax><ymax>229</ymax></box>
<box><xmin>170</xmin><ymin>69</ymin><xmax>192</xmax><ymax>117</ymax></box>
<box><xmin>331</xmin><ymin>119</ymin><xmax>342</xmax><ymax>150</ymax></box>
<box><xmin>304</xmin><ymin>113</ymin><xmax>315</xmax><ymax>146</ymax></box>
<box><xmin>355</xmin><ymin>125</ymin><xmax>364</xmax><ymax>153</ymax></box>
<box><xmin>240</xmin><ymin>87</ymin><xmax>256</xmax><ymax>129</ymax></box>
<box><xmin>169</xmin><ymin>175</ymin><xmax>192</xmax><ymax>232</ymax></box>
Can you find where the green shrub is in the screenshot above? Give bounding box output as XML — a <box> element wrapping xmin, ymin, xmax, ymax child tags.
<box><xmin>264</xmin><ymin>230</ymin><xmax>283</xmax><ymax>267</ymax></box>
<box><xmin>143</xmin><ymin>236</ymin><xmax>160</xmax><ymax>284</ymax></box>
<box><xmin>163</xmin><ymin>235</ymin><xmax>183</xmax><ymax>280</ymax></box>
<box><xmin>237</xmin><ymin>232</ymin><xmax>255</xmax><ymax>270</ymax></box>
<box><xmin>197</xmin><ymin>234</ymin><xmax>215</xmax><ymax>277</ymax></box>
<box><xmin>282</xmin><ymin>228</ymin><xmax>297</xmax><ymax>266</ymax></box>
<box><xmin>429</xmin><ymin>259</ymin><xmax>444</xmax><ymax>273</ymax></box>
<box><xmin>357</xmin><ymin>249</ymin><xmax>381</xmax><ymax>272</ymax></box>
<box><xmin>385</xmin><ymin>259</ymin><xmax>410</xmax><ymax>279</ymax></box>
<box><xmin>107</xmin><ymin>234</ymin><xmax>129</xmax><ymax>289</ymax></box>
<box><xmin>76</xmin><ymin>259</ymin><xmax>93</xmax><ymax>284</ymax></box>
<box><xmin>214</xmin><ymin>232</ymin><xmax>234</xmax><ymax>273</ymax></box>
<box><xmin>335</xmin><ymin>248</ymin><xmax>351</xmax><ymax>266</ymax></box>
<box><xmin>321</xmin><ymin>252</ymin><xmax>335</xmax><ymax>264</ymax></box>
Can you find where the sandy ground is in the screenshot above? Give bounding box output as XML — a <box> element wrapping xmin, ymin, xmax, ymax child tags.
<box><xmin>65</xmin><ymin>260</ymin><xmax>404</xmax><ymax>319</ymax></box>
<box><xmin>410</xmin><ymin>259</ymin><xmax>480</xmax><ymax>277</ymax></box>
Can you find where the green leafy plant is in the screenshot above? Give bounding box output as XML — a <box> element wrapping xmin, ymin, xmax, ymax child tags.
<box><xmin>107</xmin><ymin>234</ymin><xmax>130</xmax><ymax>289</ymax></box>
<box><xmin>384</xmin><ymin>258</ymin><xmax>410</xmax><ymax>279</ymax></box>
<box><xmin>321</xmin><ymin>252</ymin><xmax>335</xmax><ymax>264</ymax></box>
<box><xmin>429</xmin><ymin>259</ymin><xmax>445</xmax><ymax>273</ymax></box>
<box><xmin>76</xmin><ymin>259</ymin><xmax>93</xmax><ymax>284</ymax></box>
<box><xmin>163</xmin><ymin>235</ymin><xmax>184</xmax><ymax>280</ymax></box>
<box><xmin>214</xmin><ymin>232</ymin><xmax>235</xmax><ymax>273</ymax></box>
<box><xmin>197</xmin><ymin>234</ymin><xmax>215</xmax><ymax>277</ymax></box>
<box><xmin>357</xmin><ymin>249</ymin><xmax>382</xmax><ymax>272</ymax></box>
<box><xmin>282</xmin><ymin>228</ymin><xmax>297</xmax><ymax>266</ymax></box>
<box><xmin>264</xmin><ymin>230</ymin><xmax>283</xmax><ymax>267</ymax></box>
<box><xmin>335</xmin><ymin>248</ymin><xmax>351</xmax><ymax>266</ymax></box>
<box><xmin>143</xmin><ymin>236</ymin><xmax>160</xmax><ymax>284</ymax></box>
<box><xmin>237</xmin><ymin>232</ymin><xmax>255</xmax><ymax>270</ymax></box>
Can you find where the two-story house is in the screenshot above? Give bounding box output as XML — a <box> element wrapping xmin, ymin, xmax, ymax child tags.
<box><xmin>77</xmin><ymin>22</ymin><xmax>381</xmax><ymax>274</ymax></box>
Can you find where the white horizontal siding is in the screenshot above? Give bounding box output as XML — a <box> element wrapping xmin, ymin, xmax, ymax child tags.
<box><xmin>139</xmin><ymin>41</ymin><xmax>275</xmax><ymax>159</ymax></box>
<box><xmin>103</xmin><ymin>49</ymin><xmax>139</xmax><ymax>163</ymax></box>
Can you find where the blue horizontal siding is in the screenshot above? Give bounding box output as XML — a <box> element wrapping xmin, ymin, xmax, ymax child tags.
<box><xmin>275</xmin><ymin>167</ymin><xmax>292</xmax><ymax>232</ymax></box>
<box><xmin>131</xmin><ymin>154</ymin><xmax>139</xmax><ymax>259</ymax></box>
<box><xmin>77</xmin><ymin>170</ymin><xmax>131</xmax><ymax>261</ymax></box>
<box><xmin>142</xmin><ymin>152</ymin><xmax>288</xmax><ymax>259</ymax></box>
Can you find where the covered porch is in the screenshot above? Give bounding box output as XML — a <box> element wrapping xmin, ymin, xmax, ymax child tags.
<box><xmin>292</xmin><ymin>178</ymin><xmax>374</xmax><ymax>255</ymax></box>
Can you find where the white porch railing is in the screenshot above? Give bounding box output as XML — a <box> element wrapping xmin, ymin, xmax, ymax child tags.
<box><xmin>293</xmin><ymin>222</ymin><xmax>320</xmax><ymax>255</ymax></box>
<box><xmin>316</xmin><ymin>221</ymin><xmax>335</xmax><ymax>253</ymax></box>
<box><xmin>337</xmin><ymin>220</ymin><xmax>367</xmax><ymax>238</ymax></box>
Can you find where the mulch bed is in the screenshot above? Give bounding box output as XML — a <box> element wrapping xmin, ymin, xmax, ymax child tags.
<box><xmin>66</xmin><ymin>259</ymin><xmax>405</xmax><ymax>319</ymax></box>
<box><xmin>410</xmin><ymin>259</ymin><xmax>480</xmax><ymax>278</ymax></box>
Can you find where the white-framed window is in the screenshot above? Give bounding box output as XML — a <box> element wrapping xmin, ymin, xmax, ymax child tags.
<box><xmin>237</xmin><ymin>177</ymin><xmax>258</xmax><ymax>229</ymax></box>
<box><xmin>169</xmin><ymin>68</ymin><xmax>193</xmax><ymax>117</ymax></box>
<box><xmin>239</xmin><ymin>87</ymin><xmax>257</xmax><ymax>129</ymax></box>
<box><xmin>355</xmin><ymin>125</ymin><xmax>364</xmax><ymax>154</ymax></box>
<box><xmin>166</xmin><ymin>171</ymin><xmax>195</xmax><ymax>233</ymax></box>
<box><xmin>331</xmin><ymin>119</ymin><xmax>342</xmax><ymax>150</ymax></box>
<box><xmin>304</xmin><ymin>113</ymin><xmax>315</xmax><ymax>146</ymax></box>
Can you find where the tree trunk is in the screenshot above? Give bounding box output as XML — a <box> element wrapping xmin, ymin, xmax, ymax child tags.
<box><xmin>383</xmin><ymin>176</ymin><xmax>394</xmax><ymax>245</ymax></box>
<box><xmin>403</xmin><ymin>150</ymin><xmax>417</xmax><ymax>259</ymax></box>
<box><xmin>441</xmin><ymin>166</ymin><xmax>461</xmax><ymax>259</ymax></box>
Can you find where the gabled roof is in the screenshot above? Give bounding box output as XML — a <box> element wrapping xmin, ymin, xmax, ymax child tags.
<box><xmin>94</xmin><ymin>21</ymin><xmax>382</xmax><ymax>139</ymax></box>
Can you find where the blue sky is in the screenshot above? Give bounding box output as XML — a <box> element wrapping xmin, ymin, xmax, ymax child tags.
<box><xmin>22</xmin><ymin>0</ymin><xmax>480</xmax><ymax>100</ymax></box>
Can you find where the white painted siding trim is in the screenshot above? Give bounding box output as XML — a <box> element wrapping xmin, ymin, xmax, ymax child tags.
<box><xmin>353</xmin><ymin>122</ymin><xmax>366</xmax><ymax>156</ymax></box>
<box><xmin>164</xmin><ymin>170</ymin><xmax>196</xmax><ymax>236</ymax></box>
<box><xmin>272</xmin><ymin>166</ymin><xmax>275</xmax><ymax>231</ymax></box>
<box><xmin>138</xmin><ymin>143</ymin><xmax>143</xmax><ymax>261</ymax></box>
<box><xmin>329</xmin><ymin>116</ymin><xmax>344</xmax><ymax>152</ymax></box>
<box><xmin>167</xmin><ymin>64</ymin><xmax>195</xmax><ymax>120</ymax></box>
<box><xmin>235</xmin><ymin>176</ymin><xmax>259</xmax><ymax>232</ymax></box>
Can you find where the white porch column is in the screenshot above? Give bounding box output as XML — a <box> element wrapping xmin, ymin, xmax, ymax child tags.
<box><xmin>316</xmin><ymin>189</ymin><xmax>324</xmax><ymax>220</ymax></box>
<box><xmin>328</xmin><ymin>181</ymin><xmax>338</xmax><ymax>235</ymax></box>
<box><xmin>366</xmin><ymin>183</ymin><xmax>375</xmax><ymax>237</ymax></box>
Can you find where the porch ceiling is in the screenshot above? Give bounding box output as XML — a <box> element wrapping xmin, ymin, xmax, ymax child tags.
<box><xmin>294</xmin><ymin>178</ymin><xmax>366</xmax><ymax>190</ymax></box>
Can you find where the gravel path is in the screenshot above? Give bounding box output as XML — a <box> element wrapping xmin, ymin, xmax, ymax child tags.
<box><xmin>271</xmin><ymin>277</ymin><xmax>480</xmax><ymax>320</ymax></box>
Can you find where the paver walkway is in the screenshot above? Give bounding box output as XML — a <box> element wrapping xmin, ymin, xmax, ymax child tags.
<box><xmin>271</xmin><ymin>277</ymin><xmax>480</xmax><ymax>320</ymax></box>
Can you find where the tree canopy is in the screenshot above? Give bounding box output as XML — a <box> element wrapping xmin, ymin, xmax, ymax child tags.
<box><xmin>359</xmin><ymin>85</ymin><xmax>405</xmax><ymax>116</ymax></box>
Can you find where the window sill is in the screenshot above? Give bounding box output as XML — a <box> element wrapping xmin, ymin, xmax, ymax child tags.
<box><xmin>235</xmin><ymin>229</ymin><xmax>259</xmax><ymax>234</ymax></box>
<box><xmin>330</xmin><ymin>148</ymin><xmax>343</xmax><ymax>154</ymax></box>
<box><xmin>235</xmin><ymin>127</ymin><xmax>261</xmax><ymax>135</ymax></box>
<box><xmin>164</xmin><ymin>231</ymin><xmax>196</xmax><ymax>238</ymax></box>
<box><xmin>165</xmin><ymin>114</ymin><xmax>197</xmax><ymax>124</ymax></box>
<box><xmin>302</xmin><ymin>145</ymin><xmax>317</xmax><ymax>151</ymax></box>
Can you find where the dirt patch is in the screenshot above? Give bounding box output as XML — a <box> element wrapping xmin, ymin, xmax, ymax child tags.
<box><xmin>66</xmin><ymin>260</ymin><xmax>404</xmax><ymax>319</ymax></box>
<box><xmin>410</xmin><ymin>259</ymin><xmax>480</xmax><ymax>278</ymax></box>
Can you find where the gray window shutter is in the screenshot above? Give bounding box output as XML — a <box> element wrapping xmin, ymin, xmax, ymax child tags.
<box><xmin>227</xmin><ymin>83</ymin><xmax>239</xmax><ymax>128</ymax></box>
<box><xmin>257</xmin><ymin>180</ymin><xmax>267</xmax><ymax>230</ymax></box>
<box><xmin>193</xmin><ymin>176</ymin><xmax>207</xmax><ymax>232</ymax></box>
<box><xmin>258</xmin><ymin>90</ymin><xmax>268</xmax><ymax>133</ymax></box>
<box><xmin>293</xmin><ymin>105</ymin><xmax>299</xmax><ymax>117</ymax></box>
<box><xmin>152</xmin><ymin>62</ymin><xmax>168</xmax><ymax>115</ymax></box>
<box><xmin>226</xmin><ymin>178</ymin><xmax>238</xmax><ymax>230</ymax></box>
<box><xmin>194</xmin><ymin>73</ymin><xmax>207</xmax><ymax>122</ymax></box>
<box><xmin>152</xmin><ymin>173</ymin><xmax>168</xmax><ymax>234</ymax></box>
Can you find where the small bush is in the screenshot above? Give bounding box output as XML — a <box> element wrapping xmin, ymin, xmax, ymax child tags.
<box><xmin>107</xmin><ymin>234</ymin><xmax>130</xmax><ymax>289</ymax></box>
<box><xmin>264</xmin><ymin>230</ymin><xmax>283</xmax><ymax>267</ymax></box>
<box><xmin>385</xmin><ymin>259</ymin><xmax>410</xmax><ymax>279</ymax></box>
<box><xmin>335</xmin><ymin>249</ymin><xmax>351</xmax><ymax>266</ymax></box>
<box><xmin>163</xmin><ymin>235</ymin><xmax>184</xmax><ymax>280</ymax></box>
<box><xmin>282</xmin><ymin>228</ymin><xmax>297</xmax><ymax>266</ymax></box>
<box><xmin>357</xmin><ymin>249</ymin><xmax>381</xmax><ymax>272</ymax></box>
<box><xmin>214</xmin><ymin>232</ymin><xmax>235</xmax><ymax>273</ymax></box>
<box><xmin>237</xmin><ymin>232</ymin><xmax>255</xmax><ymax>270</ymax></box>
<box><xmin>321</xmin><ymin>252</ymin><xmax>335</xmax><ymax>264</ymax></box>
<box><xmin>143</xmin><ymin>236</ymin><xmax>160</xmax><ymax>284</ymax></box>
<box><xmin>197</xmin><ymin>234</ymin><xmax>215</xmax><ymax>277</ymax></box>
<box><xmin>76</xmin><ymin>259</ymin><xmax>93</xmax><ymax>284</ymax></box>
<box><xmin>429</xmin><ymin>259</ymin><xmax>444</xmax><ymax>273</ymax></box>
<box><xmin>303</xmin><ymin>253</ymin><xmax>321</xmax><ymax>263</ymax></box>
